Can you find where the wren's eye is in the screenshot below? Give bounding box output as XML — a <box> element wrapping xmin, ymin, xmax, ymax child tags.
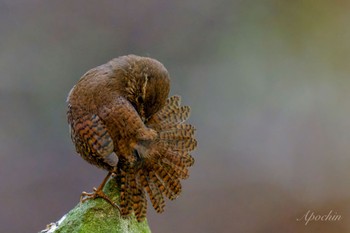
<box><xmin>137</xmin><ymin>96</ymin><xmax>144</xmax><ymax>104</ymax></box>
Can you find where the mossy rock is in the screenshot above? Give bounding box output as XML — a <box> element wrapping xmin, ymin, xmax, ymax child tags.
<box><xmin>41</xmin><ymin>178</ymin><xmax>151</xmax><ymax>233</ymax></box>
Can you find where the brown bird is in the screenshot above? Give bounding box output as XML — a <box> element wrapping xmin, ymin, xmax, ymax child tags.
<box><xmin>67</xmin><ymin>55</ymin><xmax>197</xmax><ymax>221</ymax></box>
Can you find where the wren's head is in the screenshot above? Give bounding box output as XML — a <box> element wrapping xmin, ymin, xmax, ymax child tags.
<box><xmin>110</xmin><ymin>55</ymin><xmax>170</xmax><ymax>120</ymax></box>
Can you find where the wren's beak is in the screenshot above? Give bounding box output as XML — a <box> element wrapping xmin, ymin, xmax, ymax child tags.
<box><xmin>132</xmin><ymin>101</ymin><xmax>146</xmax><ymax>122</ymax></box>
<box><xmin>139</xmin><ymin>106</ymin><xmax>146</xmax><ymax>122</ymax></box>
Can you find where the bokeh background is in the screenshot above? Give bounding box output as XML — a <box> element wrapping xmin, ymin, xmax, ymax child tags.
<box><xmin>1</xmin><ymin>1</ymin><xmax>350</xmax><ymax>232</ymax></box>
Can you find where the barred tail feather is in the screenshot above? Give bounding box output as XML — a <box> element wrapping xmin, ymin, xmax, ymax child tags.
<box><xmin>135</xmin><ymin>172</ymin><xmax>147</xmax><ymax>221</ymax></box>
<box><xmin>161</xmin><ymin>157</ymin><xmax>190</xmax><ymax>179</ymax></box>
<box><xmin>160</xmin><ymin>150</ymin><xmax>194</xmax><ymax>169</ymax></box>
<box><xmin>119</xmin><ymin>168</ymin><xmax>132</xmax><ymax>216</ymax></box>
<box><xmin>157</xmin><ymin>138</ymin><xmax>197</xmax><ymax>152</ymax></box>
<box><xmin>159</xmin><ymin>124</ymin><xmax>195</xmax><ymax>140</ymax></box>
<box><xmin>128</xmin><ymin>170</ymin><xmax>144</xmax><ymax>220</ymax></box>
<box><xmin>153</xmin><ymin>162</ymin><xmax>182</xmax><ymax>200</ymax></box>
<box><xmin>140</xmin><ymin>169</ymin><xmax>165</xmax><ymax>213</ymax></box>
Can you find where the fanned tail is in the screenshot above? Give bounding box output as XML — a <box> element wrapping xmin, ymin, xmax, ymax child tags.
<box><xmin>116</xmin><ymin>95</ymin><xmax>197</xmax><ymax>222</ymax></box>
<box><xmin>144</xmin><ymin>95</ymin><xmax>197</xmax><ymax>200</ymax></box>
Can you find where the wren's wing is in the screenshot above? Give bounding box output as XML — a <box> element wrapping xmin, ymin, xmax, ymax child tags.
<box><xmin>68</xmin><ymin>106</ymin><xmax>117</xmax><ymax>168</ymax></box>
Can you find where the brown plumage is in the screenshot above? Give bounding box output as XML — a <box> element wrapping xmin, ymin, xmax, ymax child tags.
<box><xmin>67</xmin><ymin>55</ymin><xmax>197</xmax><ymax>221</ymax></box>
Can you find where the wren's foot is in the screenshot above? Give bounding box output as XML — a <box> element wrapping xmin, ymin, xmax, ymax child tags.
<box><xmin>80</xmin><ymin>172</ymin><xmax>121</xmax><ymax>212</ymax></box>
<box><xmin>80</xmin><ymin>188</ymin><xmax>120</xmax><ymax>211</ymax></box>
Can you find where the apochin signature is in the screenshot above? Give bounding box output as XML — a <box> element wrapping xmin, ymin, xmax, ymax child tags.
<box><xmin>296</xmin><ymin>210</ymin><xmax>342</xmax><ymax>225</ymax></box>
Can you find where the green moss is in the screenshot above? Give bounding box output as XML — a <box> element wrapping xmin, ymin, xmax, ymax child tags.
<box><xmin>53</xmin><ymin>178</ymin><xmax>151</xmax><ymax>233</ymax></box>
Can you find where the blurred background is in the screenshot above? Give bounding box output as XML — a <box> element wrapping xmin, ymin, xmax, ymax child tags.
<box><xmin>1</xmin><ymin>0</ymin><xmax>350</xmax><ymax>232</ymax></box>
